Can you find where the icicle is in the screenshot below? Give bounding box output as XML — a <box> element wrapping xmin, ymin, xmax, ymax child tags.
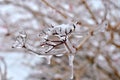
<box><xmin>46</xmin><ymin>55</ymin><xmax>52</xmax><ymax>64</ymax></box>
<box><xmin>68</xmin><ymin>55</ymin><xmax>74</xmax><ymax>79</ymax></box>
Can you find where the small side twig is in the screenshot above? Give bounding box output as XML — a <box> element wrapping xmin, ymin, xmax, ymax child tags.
<box><xmin>82</xmin><ymin>0</ymin><xmax>98</xmax><ymax>24</ymax></box>
<box><xmin>105</xmin><ymin>55</ymin><xmax>120</xmax><ymax>79</ymax></box>
<box><xmin>41</xmin><ymin>0</ymin><xmax>68</xmax><ymax>19</ymax></box>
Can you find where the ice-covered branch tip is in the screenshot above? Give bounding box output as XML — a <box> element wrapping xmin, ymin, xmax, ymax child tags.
<box><xmin>12</xmin><ymin>31</ymin><xmax>27</xmax><ymax>48</ymax></box>
<box><xmin>12</xmin><ymin>21</ymin><xmax>108</xmax><ymax>79</ymax></box>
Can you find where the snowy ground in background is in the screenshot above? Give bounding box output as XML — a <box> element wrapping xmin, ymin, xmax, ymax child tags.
<box><xmin>0</xmin><ymin>52</ymin><xmax>42</xmax><ymax>80</ymax></box>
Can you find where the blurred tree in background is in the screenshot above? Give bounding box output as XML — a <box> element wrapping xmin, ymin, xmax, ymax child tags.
<box><xmin>0</xmin><ymin>0</ymin><xmax>120</xmax><ymax>80</ymax></box>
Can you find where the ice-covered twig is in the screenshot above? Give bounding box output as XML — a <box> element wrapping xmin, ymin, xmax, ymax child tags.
<box><xmin>12</xmin><ymin>31</ymin><xmax>27</xmax><ymax>48</ymax></box>
<box><xmin>12</xmin><ymin>21</ymin><xmax>108</xmax><ymax>79</ymax></box>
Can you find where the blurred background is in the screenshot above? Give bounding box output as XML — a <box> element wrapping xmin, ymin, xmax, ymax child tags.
<box><xmin>0</xmin><ymin>0</ymin><xmax>120</xmax><ymax>80</ymax></box>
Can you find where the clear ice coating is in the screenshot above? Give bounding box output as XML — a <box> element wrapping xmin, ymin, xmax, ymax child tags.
<box><xmin>12</xmin><ymin>24</ymin><xmax>77</xmax><ymax>79</ymax></box>
<box><xmin>19</xmin><ymin>30</ymin><xmax>27</xmax><ymax>38</ymax></box>
<box><xmin>12</xmin><ymin>30</ymin><xmax>27</xmax><ymax>48</ymax></box>
<box><xmin>68</xmin><ymin>55</ymin><xmax>74</xmax><ymax>79</ymax></box>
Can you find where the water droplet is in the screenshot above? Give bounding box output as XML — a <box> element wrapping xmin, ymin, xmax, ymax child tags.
<box><xmin>68</xmin><ymin>55</ymin><xmax>74</xmax><ymax>79</ymax></box>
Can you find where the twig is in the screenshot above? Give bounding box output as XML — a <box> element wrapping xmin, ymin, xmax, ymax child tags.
<box><xmin>105</xmin><ymin>55</ymin><xmax>120</xmax><ymax>79</ymax></box>
<box><xmin>82</xmin><ymin>0</ymin><xmax>98</xmax><ymax>24</ymax></box>
<box><xmin>97</xmin><ymin>64</ymin><xmax>117</xmax><ymax>80</ymax></box>
<box><xmin>76</xmin><ymin>28</ymin><xmax>93</xmax><ymax>50</ymax></box>
<box><xmin>109</xmin><ymin>0</ymin><xmax>120</xmax><ymax>10</ymax></box>
<box><xmin>41</xmin><ymin>0</ymin><xmax>68</xmax><ymax>19</ymax></box>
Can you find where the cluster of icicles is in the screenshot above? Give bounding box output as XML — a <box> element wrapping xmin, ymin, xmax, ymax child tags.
<box><xmin>12</xmin><ymin>21</ymin><xmax>108</xmax><ymax>79</ymax></box>
<box><xmin>45</xmin><ymin>55</ymin><xmax>74</xmax><ymax>79</ymax></box>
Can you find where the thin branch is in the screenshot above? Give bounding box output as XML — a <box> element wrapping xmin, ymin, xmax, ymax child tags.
<box><xmin>23</xmin><ymin>43</ymin><xmax>66</xmax><ymax>56</ymax></box>
<box><xmin>82</xmin><ymin>0</ymin><xmax>98</xmax><ymax>24</ymax></box>
<box><xmin>112</xmin><ymin>42</ymin><xmax>120</xmax><ymax>48</ymax></box>
<box><xmin>109</xmin><ymin>0</ymin><xmax>120</xmax><ymax>10</ymax></box>
<box><xmin>41</xmin><ymin>0</ymin><xmax>68</xmax><ymax>19</ymax></box>
<box><xmin>105</xmin><ymin>55</ymin><xmax>120</xmax><ymax>79</ymax></box>
<box><xmin>76</xmin><ymin>28</ymin><xmax>93</xmax><ymax>50</ymax></box>
<box><xmin>97</xmin><ymin>64</ymin><xmax>117</xmax><ymax>80</ymax></box>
